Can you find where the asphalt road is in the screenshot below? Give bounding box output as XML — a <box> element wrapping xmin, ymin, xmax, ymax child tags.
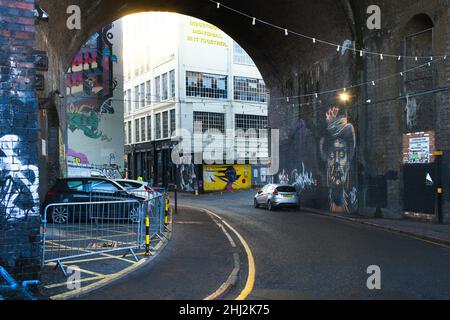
<box><xmin>178</xmin><ymin>190</ymin><xmax>450</xmax><ymax>300</ymax></box>
<box><xmin>82</xmin><ymin>190</ymin><xmax>450</xmax><ymax>300</ymax></box>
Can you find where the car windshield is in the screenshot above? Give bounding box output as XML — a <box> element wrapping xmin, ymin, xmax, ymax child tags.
<box><xmin>277</xmin><ymin>186</ymin><xmax>297</xmax><ymax>193</ymax></box>
<box><xmin>117</xmin><ymin>181</ymin><xmax>143</xmax><ymax>189</ymax></box>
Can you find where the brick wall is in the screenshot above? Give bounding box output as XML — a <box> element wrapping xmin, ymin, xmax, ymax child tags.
<box><xmin>0</xmin><ymin>0</ymin><xmax>41</xmax><ymax>280</ymax></box>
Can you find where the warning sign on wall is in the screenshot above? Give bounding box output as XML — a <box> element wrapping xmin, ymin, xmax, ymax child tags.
<box><xmin>403</xmin><ymin>131</ymin><xmax>435</xmax><ymax>164</ymax></box>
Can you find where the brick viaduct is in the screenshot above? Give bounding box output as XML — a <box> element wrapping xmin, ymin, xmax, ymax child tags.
<box><xmin>1</xmin><ymin>0</ymin><xmax>450</xmax><ymax>279</ymax></box>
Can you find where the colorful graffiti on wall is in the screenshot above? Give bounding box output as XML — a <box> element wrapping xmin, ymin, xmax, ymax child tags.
<box><xmin>320</xmin><ymin>107</ymin><xmax>357</xmax><ymax>213</ymax></box>
<box><xmin>0</xmin><ymin>135</ymin><xmax>39</xmax><ymax>220</ymax></box>
<box><xmin>65</xmin><ymin>24</ymin><xmax>115</xmax><ymax>140</ymax></box>
<box><xmin>203</xmin><ymin>165</ymin><xmax>252</xmax><ymax>192</ymax></box>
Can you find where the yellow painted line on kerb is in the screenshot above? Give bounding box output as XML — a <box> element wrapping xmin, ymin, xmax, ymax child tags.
<box><xmin>203</xmin><ymin>209</ymin><xmax>256</xmax><ymax>301</ymax></box>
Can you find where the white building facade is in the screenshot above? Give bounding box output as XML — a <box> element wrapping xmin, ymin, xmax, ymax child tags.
<box><xmin>123</xmin><ymin>13</ymin><xmax>269</xmax><ymax>191</ymax></box>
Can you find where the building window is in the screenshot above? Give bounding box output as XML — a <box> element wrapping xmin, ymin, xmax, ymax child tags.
<box><xmin>135</xmin><ymin>119</ymin><xmax>140</xmax><ymax>143</ymax></box>
<box><xmin>170</xmin><ymin>109</ymin><xmax>176</xmax><ymax>136</ymax></box>
<box><xmin>127</xmin><ymin>89</ymin><xmax>132</xmax><ymax>114</ymax></box>
<box><xmin>128</xmin><ymin>121</ymin><xmax>132</xmax><ymax>144</ymax></box>
<box><xmin>162</xmin><ymin>73</ymin><xmax>168</xmax><ymax>101</ymax></box>
<box><xmin>234</xmin><ymin>77</ymin><xmax>268</xmax><ymax>103</ymax></box>
<box><xmin>140</xmin><ymin>83</ymin><xmax>145</xmax><ymax>109</ymax></box>
<box><xmin>155</xmin><ymin>113</ymin><xmax>161</xmax><ymax>140</ymax></box>
<box><xmin>155</xmin><ymin>76</ymin><xmax>161</xmax><ymax>102</ymax></box>
<box><xmin>233</xmin><ymin>42</ymin><xmax>256</xmax><ymax>66</ymax></box>
<box><xmin>141</xmin><ymin>118</ymin><xmax>146</xmax><ymax>142</ymax></box>
<box><xmin>134</xmin><ymin>86</ymin><xmax>139</xmax><ymax>110</ymax></box>
<box><xmin>186</xmin><ymin>71</ymin><xmax>227</xmax><ymax>99</ymax></box>
<box><xmin>124</xmin><ymin>91</ymin><xmax>128</xmax><ymax>114</ymax></box>
<box><xmin>146</xmin><ymin>80</ymin><xmax>151</xmax><ymax>106</ymax></box>
<box><xmin>147</xmin><ymin>116</ymin><xmax>152</xmax><ymax>141</ymax></box>
<box><xmin>170</xmin><ymin>70</ymin><xmax>175</xmax><ymax>99</ymax></box>
<box><xmin>194</xmin><ymin>112</ymin><xmax>225</xmax><ymax>133</ymax></box>
<box><xmin>124</xmin><ymin>122</ymin><xmax>128</xmax><ymax>145</ymax></box>
<box><xmin>162</xmin><ymin>111</ymin><xmax>169</xmax><ymax>138</ymax></box>
<box><xmin>235</xmin><ymin>114</ymin><xmax>268</xmax><ymax>138</ymax></box>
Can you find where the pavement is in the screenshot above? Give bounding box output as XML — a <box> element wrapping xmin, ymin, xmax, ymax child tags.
<box><xmin>81</xmin><ymin>207</ymin><xmax>244</xmax><ymax>300</ymax></box>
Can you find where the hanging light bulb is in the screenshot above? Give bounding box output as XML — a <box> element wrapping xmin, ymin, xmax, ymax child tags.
<box><xmin>252</xmin><ymin>17</ymin><xmax>256</xmax><ymax>25</ymax></box>
<box><xmin>380</xmin><ymin>54</ymin><xmax>384</xmax><ymax>60</ymax></box>
<box><xmin>285</xmin><ymin>29</ymin><xmax>288</xmax><ymax>36</ymax></box>
<box><xmin>360</xmin><ymin>50</ymin><xmax>363</xmax><ymax>57</ymax></box>
<box><xmin>217</xmin><ymin>2</ymin><xmax>220</xmax><ymax>8</ymax></box>
<box><xmin>337</xmin><ymin>46</ymin><xmax>340</xmax><ymax>52</ymax></box>
<box><xmin>398</xmin><ymin>56</ymin><xmax>401</xmax><ymax>61</ymax></box>
<box><xmin>372</xmin><ymin>81</ymin><xmax>376</xmax><ymax>86</ymax></box>
<box><xmin>313</xmin><ymin>38</ymin><xmax>316</xmax><ymax>44</ymax></box>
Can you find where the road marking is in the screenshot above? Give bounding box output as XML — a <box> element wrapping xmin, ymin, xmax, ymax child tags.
<box><xmin>205</xmin><ymin>209</ymin><xmax>255</xmax><ymax>300</ymax></box>
<box><xmin>45</xmin><ymin>276</ymin><xmax>106</xmax><ymax>289</ymax></box>
<box><xmin>179</xmin><ymin>205</ymin><xmax>255</xmax><ymax>301</ymax></box>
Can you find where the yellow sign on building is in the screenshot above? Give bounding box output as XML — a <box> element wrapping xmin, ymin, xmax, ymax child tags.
<box><xmin>203</xmin><ymin>165</ymin><xmax>252</xmax><ymax>192</ymax></box>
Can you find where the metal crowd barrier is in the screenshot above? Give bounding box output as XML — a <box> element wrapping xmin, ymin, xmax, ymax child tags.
<box><xmin>0</xmin><ymin>267</ymin><xmax>39</xmax><ymax>300</ymax></box>
<box><xmin>41</xmin><ymin>190</ymin><xmax>168</xmax><ymax>276</ymax></box>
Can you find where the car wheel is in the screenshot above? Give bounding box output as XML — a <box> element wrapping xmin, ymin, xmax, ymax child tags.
<box><xmin>51</xmin><ymin>206</ymin><xmax>70</xmax><ymax>224</ymax></box>
<box><xmin>267</xmin><ymin>201</ymin><xmax>275</xmax><ymax>211</ymax></box>
<box><xmin>130</xmin><ymin>207</ymin><xmax>140</xmax><ymax>223</ymax></box>
<box><xmin>254</xmin><ymin>199</ymin><xmax>259</xmax><ymax>209</ymax></box>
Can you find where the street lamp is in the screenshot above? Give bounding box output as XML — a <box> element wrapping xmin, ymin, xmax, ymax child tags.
<box><xmin>338</xmin><ymin>92</ymin><xmax>351</xmax><ymax>116</ymax></box>
<box><xmin>339</xmin><ymin>92</ymin><xmax>350</xmax><ymax>105</ymax></box>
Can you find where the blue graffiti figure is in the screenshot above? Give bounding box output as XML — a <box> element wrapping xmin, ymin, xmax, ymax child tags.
<box><xmin>217</xmin><ymin>166</ymin><xmax>240</xmax><ymax>192</ymax></box>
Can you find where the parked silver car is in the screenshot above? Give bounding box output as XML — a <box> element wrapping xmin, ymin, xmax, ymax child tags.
<box><xmin>254</xmin><ymin>184</ymin><xmax>300</xmax><ymax>211</ymax></box>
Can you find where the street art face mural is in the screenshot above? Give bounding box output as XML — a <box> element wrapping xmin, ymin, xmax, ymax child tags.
<box><xmin>0</xmin><ymin>135</ymin><xmax>39</xmax><ymax>220</ymax></box>
<box><xmin>320</xmin><ymin>107</ymin><xmax>357</xmax><ymax>213</ymax></box>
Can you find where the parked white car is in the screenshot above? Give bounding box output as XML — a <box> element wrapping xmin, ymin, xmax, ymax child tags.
<box><xmin>115</xmin><ymin>179</ymin><xmax>156</xmax><ymax>199</ymax></box>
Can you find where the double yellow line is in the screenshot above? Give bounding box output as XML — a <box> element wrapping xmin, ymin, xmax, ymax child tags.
<box><xmin>203</xmin><ymin>209</ymin><xmax>256</xmax><ymax>300</ymax></box>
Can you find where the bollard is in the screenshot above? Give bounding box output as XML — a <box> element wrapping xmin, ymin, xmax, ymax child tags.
<box><xmin>165</xmin><ymin>195</ymin><xmax>170</xmax><ymax>226</ymax></box>
<box><xmin>145</xmin><ymin>215</ymin><xmax>151</xmax><ymax>256</ymax></box>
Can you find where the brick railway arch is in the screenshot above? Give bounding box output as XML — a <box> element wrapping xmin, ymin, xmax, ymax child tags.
<box><xmin>36</xmin><ymin>0</ymin><xmax>357</xmax><ymax>188</ymax></box>
<box><xmin>1</xmin><ymin>0</ymin><xmax>450</xmax><ymax>280</ymax></box>
<box><xmin>35</xmin><ymin>0</ymin><xmax>450</xmax><ymax>217</ymax></box>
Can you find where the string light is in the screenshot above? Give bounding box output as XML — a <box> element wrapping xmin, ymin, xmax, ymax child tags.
<box><xmin>372</xmin><ymin>81</ymin><xmax>376</xmax><ymax>86</ymax></box>
<box><xmin>252</xmin><ymin>17</ymin><xmax>256</xmax><ymax>25</ymax></box>
<box><xmin>285</xmin><ymin>29</ymin><xmax>288</xmax><ymax>36</ymax></box>
<box><xmin>313</xmin><ymin>38</ymin><xmax>316</xmax><ymax>44</ymax></box>
<box><xmin>208</xmin><ymin>0</ymin><xmax>448</xmax><ymax>60</ymax></box>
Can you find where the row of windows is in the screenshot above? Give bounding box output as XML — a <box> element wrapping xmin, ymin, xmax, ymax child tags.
<box><xmin>126</xmin><ymin>73</ymin><xmax>267</xmax><ymax>112</ymax></box>
<box><xmin>124</xmin><ymin>70</ymin><xmax>176</xmax><ymax>114</ymax></box>
<box><xmin>193</xmin><ymin>112</ymin><xmax>268</xmax><ymax>135</ymax></box>
<box><xmin>125</xmin><ymin>112</ymin><xmax>268</xmax><ymax>144</ymax></box>
<box><xmin>186</xmin><ymin>72</ymin><xmax>268</xmax><ymax>102</ymax></box>
<box><xmin>125</xmin><ymin>109</ymin><xmax>176</xmax><ymax>144</ymax></box>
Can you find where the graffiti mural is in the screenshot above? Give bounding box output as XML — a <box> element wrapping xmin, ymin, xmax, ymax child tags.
<box><xmin>180</xmin><ymin>164</ymin><xmax>197</xmax><ymax>192</ymax></box>
<box><xmin>203</xmin><ymin>165</ymin><xmax>252</xmax><ymax>192</ymax></box>
<box><xmin>320</xmin><ymin>107</ymin><xmax>357</xmax><ymax>213</ymax></box>
<box><xmin>64</xmin><ymin>23</ymin><xmax>124</xmax><ymax>177</ymax></box>
<box><xmin>277</xmin><ymin>163</ymin><xmax>315</xmax><ymax>193</ymax></box>
<box><xmin>0</xmin><ymin>135</ymin><xmax>39</xmax><ymax>220</ymax></box>
<box><xmin>68</xmin><ymin>148</ymin><xmax>90</xmax><ymax>165</ymax></box>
